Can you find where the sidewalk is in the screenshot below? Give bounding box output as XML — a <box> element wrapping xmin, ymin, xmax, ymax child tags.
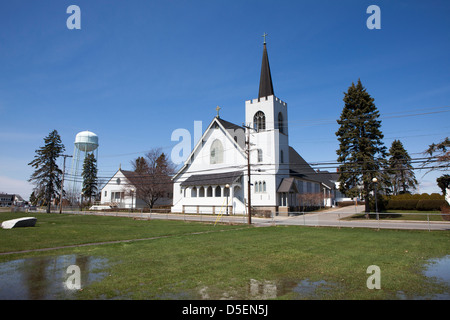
<box><xmin>56</xmin><ymin>206</ymin><xmax>450</xmax><ymax>231</ymax></box>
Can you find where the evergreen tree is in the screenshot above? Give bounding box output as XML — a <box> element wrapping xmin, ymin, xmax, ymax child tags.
<box><xmin>437</xmin><ymin>174</ymin><xmax>450</xmax><ymax>196</ymax></box>
<box><xmin>133</xmin><ymin>156</ymin><xmax>149</xmax><ymax>174</ymax></box>
<box><xmin>387</xmin><ymin>140</ymin><xmax>417</xmax><ymax>195</ymax></box>
<box><xmin>29</xmin><ymin>191</ymin><xmax>37</xmax><ymax>206</ymax></box>
<box><xmin>28</xmin><ymin>130</ymin><xmax>65</xmax><ymax>213</ymax></box>
<box><xmin>336</xmin><ymin>79</ymin><xmax>386</xmax><ymax>213</ymax></box>
<box><xmin>81</xmin><ymin>153</ymin><xmax>98</xmax><ymax>205</ymax></box>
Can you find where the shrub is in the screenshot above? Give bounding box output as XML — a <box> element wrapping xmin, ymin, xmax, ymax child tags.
<box><xmin>337</xmin><ymin>201</ymin><xmax>357</xmax><ymax>207</ymax></box>
<box><xmin>386</xmin><ymin>200</ymin><xmax>418</xmax><ymax>211</ymax></box>
<box><xmin>416</xmin><ymin>199</ymin><xmax>448</xmax><ymax>211</ymax></box>
<box><xmin>385</xmin><ymin>193</ymin><xmax>445</xmax><ymax>211</ymax></box>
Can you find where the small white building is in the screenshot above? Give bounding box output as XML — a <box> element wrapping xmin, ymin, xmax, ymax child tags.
<box><xmin>171</xmin><ymin>41</ymin><xmax>335</xmax><ymax>215</ymax></box>
<box><xmin>100</xmin><ymin>169</ymin><xmax>172</xmax><ymax>209</ymax></box>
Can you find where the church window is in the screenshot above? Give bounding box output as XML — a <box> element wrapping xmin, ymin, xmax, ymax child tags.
<box><xmin>278</xmin><ymin>112</ymin><xmax>284</xmax><ymax>134</ymax></box>
<box><xmin>215</xmin><ymin>186</ymin><xmax>221</xmax><ymax>197</ymax></box>
<box><xmin>255</xmin><ymin>182</ymin><xmax>259</xmax><ymax>193</ymax></box>
<box><xmin>199</xmin><ymin>187</ymin><xmax>205</xmax><ymax>197</ymax></box>
<box><xmin>191</xmin><ymin>187</ymin><xmax>197</xmax><ymax>197</ymax></box>
<box><xmin>207</xmin><ymin>186</ymin><xmax>213</xmax><ymax>197</ymax></box>
<box><xmin>253</xmin><ymin>111</ymin><xmax>266</xmax><ymax>131</ymax></box>
<box><xmin>263</xmin><ymin>181</ymin><xmax>266</xmax><ymax>192</ymax></box>
<box><xmin>210</xmin><ymin>139</ymin><xmax>224</xmax><ymax>164</ymax></box>
<box><xmin>257</xmin><ymin>149</ymin><xmax>263</xmax><ymax>163</ymax></box>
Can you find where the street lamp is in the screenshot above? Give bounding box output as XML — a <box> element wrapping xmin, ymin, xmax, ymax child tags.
<box><xmin>372</xmin><ymin>178</ymin><xmax>378</xmax><ymax>220</ymax></box>
<box><xmin>225</xmin><ymin>184</ymin><xmax>230</xmax><ymax>215</ymax></box>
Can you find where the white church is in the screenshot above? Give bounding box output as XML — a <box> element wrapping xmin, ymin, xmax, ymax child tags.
<box><xmin>171</xmin><ymin>40</ymin><xmax>336</xmax><ymax>216</ymax></box>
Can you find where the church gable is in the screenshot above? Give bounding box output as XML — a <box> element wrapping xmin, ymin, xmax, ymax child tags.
<box><xmin>173</xmin><ymin>117</ymin><xmax>246</xmax><ymax>181</ymax></box>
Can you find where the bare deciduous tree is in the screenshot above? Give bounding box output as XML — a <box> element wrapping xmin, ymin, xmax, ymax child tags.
<box><xmin>126</xmin><ymin>148</ymin><xmax>175</xmax><ymax>209</ymax></box>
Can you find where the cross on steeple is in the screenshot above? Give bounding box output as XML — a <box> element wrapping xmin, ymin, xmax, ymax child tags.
<box><xmin>262</xmin><ymin>33</ymin><xmax>268</xmax><ymax>44</ymax></box>
<box><xmin>216</xmin><ymin>105</ymin><xmax>221</xmax><ymax>118</ymax></box>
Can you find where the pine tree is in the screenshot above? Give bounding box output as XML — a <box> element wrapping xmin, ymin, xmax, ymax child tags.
<box><xmin>133</xmin><ymin>156</ymin><xmax>149</xmax><ymax>174</ymax></box>
<box><xmin>387</xmin><ymin>140</ymin><xmax>417</xmax><ymax>195</ymax></box>
<box><xmin>28</xmin><ymin>130</ymin><xmax>65</xmax><ymax>213</ymax></box>
<box><xmin>437</xmin><ymin>174</ymin><xmax>450</xmax><ymax>196</ymax></box>
<box><xmin>336</xmin><ymin>79</ymin><xmax>386</xmax><ymax>213</ymax></box>
<box><xmin>81</xmin><ymin>153</ymin><xmax>98</xmax><ymax>205</ymax></box>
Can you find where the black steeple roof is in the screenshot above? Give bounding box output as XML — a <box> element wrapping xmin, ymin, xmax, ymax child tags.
<box><xmin>258</xmin><ymin>43</ymin><xmax>274</xmax><ymax>99</ymax></box>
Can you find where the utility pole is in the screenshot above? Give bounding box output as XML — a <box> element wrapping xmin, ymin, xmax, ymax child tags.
<box><xmin>243</xmin><ymin>124</ymin><xmax>253</xmax><ymax>225</ymax></box>
<box><xmin>59</xmin><ymin>155</ymin><xmax>72</xmax><ymax>214</ymax></box>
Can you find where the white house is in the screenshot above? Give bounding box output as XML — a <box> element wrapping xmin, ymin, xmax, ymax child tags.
<box><xmin>171</xmin><ymin>41</ymin><xmax>335</xmax><ymax>216</ymax></box>
<box><xmin>100</xmin><ymin>168</ymin><xmax>172</xmax><ymax>210</ymax></box>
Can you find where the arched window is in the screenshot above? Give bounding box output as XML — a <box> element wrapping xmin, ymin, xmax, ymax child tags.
<box><xmin>207</xmin><ymin>186</ymin><xmax>213</xmax><ymax>197</ymax></box>
<box><xmin>191</xmin><ymin>187</ymin><xmax>197</xmax><ymax>197</ymax></box>
<box><xmin>259</xmin><ymin>182</ymin><xmax>262</xmax><ymax>192</ymax></box>
<box><xmin>215</xmin><ymin>186</ymin><xmax>221</xmax><ymax>197</ymax></box>
<box><xmin>199</xmin><ymin>187</ymin><xmax>205</xmax><ymax>197</ymax></box>
<box><xmin>253</xmin><ymin>111</ymin><xmax>266</xmax><ymax>131</ymax></box>
<box><xmin>255</xmin><ymin>181</ymin><xmax>259</xmax><ymax>193</ymax></box>
<box><xmin>263</xmin><ymin>181</ymin><xmax>266</xmax><ymax>192</ymax></box>
<box><xmin>257</xmin><ymin>149</ymin><xmax>263</xmax><ymax>163</ymax></box>
<box><xmin>210</xmin><ymin>139</ymin><xmax>224</xmax><ymax>164</ymax></box>
<box><xmin>278</xmin><ymin>112</ymin><xmax>284</xmax><ymax>134</ymax></box>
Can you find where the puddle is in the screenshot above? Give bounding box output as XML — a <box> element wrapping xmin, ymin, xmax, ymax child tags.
<box><xmin>397</xmin><ymin>255</ymin><xmax>450</xmax><ymax>300</ymax></box>
<box><xmin>195</xmin><ymin>278</ymin><xmax>334</xmax><ymax>300</ymax></box>
<box><xmin>0</xmin><ymin>254</ymin><xmax>109</xmax><ymax>300</ymax></box>
<box><xmin>422</xmin><ymin>255</ymin><xmax>450</xmax><ymax>299</ymax></box>
<box><xmin>424</xmin><ymin>255</ymin><xmax>450</xmax><ymax>285</ymax></box>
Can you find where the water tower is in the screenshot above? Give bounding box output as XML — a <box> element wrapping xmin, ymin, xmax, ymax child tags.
<box><xmin>68</xmin><ymin>131</ymin><xmax>99</xmax><ymax>203</ymax></box>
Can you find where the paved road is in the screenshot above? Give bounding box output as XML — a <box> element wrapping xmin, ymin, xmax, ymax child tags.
<box><xmin>62</xmin><ymin>205</ymin><xmax>450</xmax><ymax>231</ymax></box>
<box><xmin>271</xmin><ymin>206</ymin><xmax>450</xmax><ymax>231</ymax></box>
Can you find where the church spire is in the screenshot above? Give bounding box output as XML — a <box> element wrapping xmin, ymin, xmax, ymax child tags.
<box><xmin>258</xmin><ymin>34</ymin><xmax>274</xmax><ymax>99</ymax></box>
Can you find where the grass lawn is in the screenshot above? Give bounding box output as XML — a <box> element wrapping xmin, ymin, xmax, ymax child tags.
<box><xmin>1</xmin><ymin>212</ymin><xmax>449</xmax><ymax>300</ymax></box>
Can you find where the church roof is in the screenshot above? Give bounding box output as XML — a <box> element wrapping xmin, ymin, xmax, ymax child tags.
<box><xmin>216</xmin><ymin>117</ymin><xmax>243</xmax><ymax>131</ymax></box>
<box><xmin>289</xmin><ymin>146</ymin><xmax>335</xmax><ymax>189</ymax></box>
<box><xmin>180</xmin><ymin>170</ymin><xmax>243</xmax><ymax>186</ymax></box>
<box><xmin>277</xmin><ymin>177</ymin><xmax>299</xmax><ymax>193</ymax></box>
<box><xmin>258</xmin><ymin>43</ymin><xmax>275</xmax><ymax>99</ymax></box>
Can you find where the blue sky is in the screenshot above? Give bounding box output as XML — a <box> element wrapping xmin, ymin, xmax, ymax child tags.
<box><xmin>0</xmin><ymin>0</ymin><xmax>449</xmax><ymax>199</ymax></box>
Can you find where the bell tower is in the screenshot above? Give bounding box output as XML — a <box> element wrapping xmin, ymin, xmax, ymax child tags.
<box><xmin>245</xmin><ymin>36</ymin><xmax>289</xmax><ymax>174</ymax></box>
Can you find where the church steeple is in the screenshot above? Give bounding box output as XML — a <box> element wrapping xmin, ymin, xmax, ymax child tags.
<box><xmin>258</xmin><ymin>35</ymin><xmax>274</xmax><ymax>99</ymax></box>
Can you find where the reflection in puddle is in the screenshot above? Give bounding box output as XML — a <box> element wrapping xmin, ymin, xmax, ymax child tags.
<box><xmin>197</xmin><ymin>278</ymin><xmax>334</xmax><ymax>300</ymax></box>
<box><xmin>0</xmin><ymin>255</ymin><xmax>108</xmax><ymax>300</ymax></box>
